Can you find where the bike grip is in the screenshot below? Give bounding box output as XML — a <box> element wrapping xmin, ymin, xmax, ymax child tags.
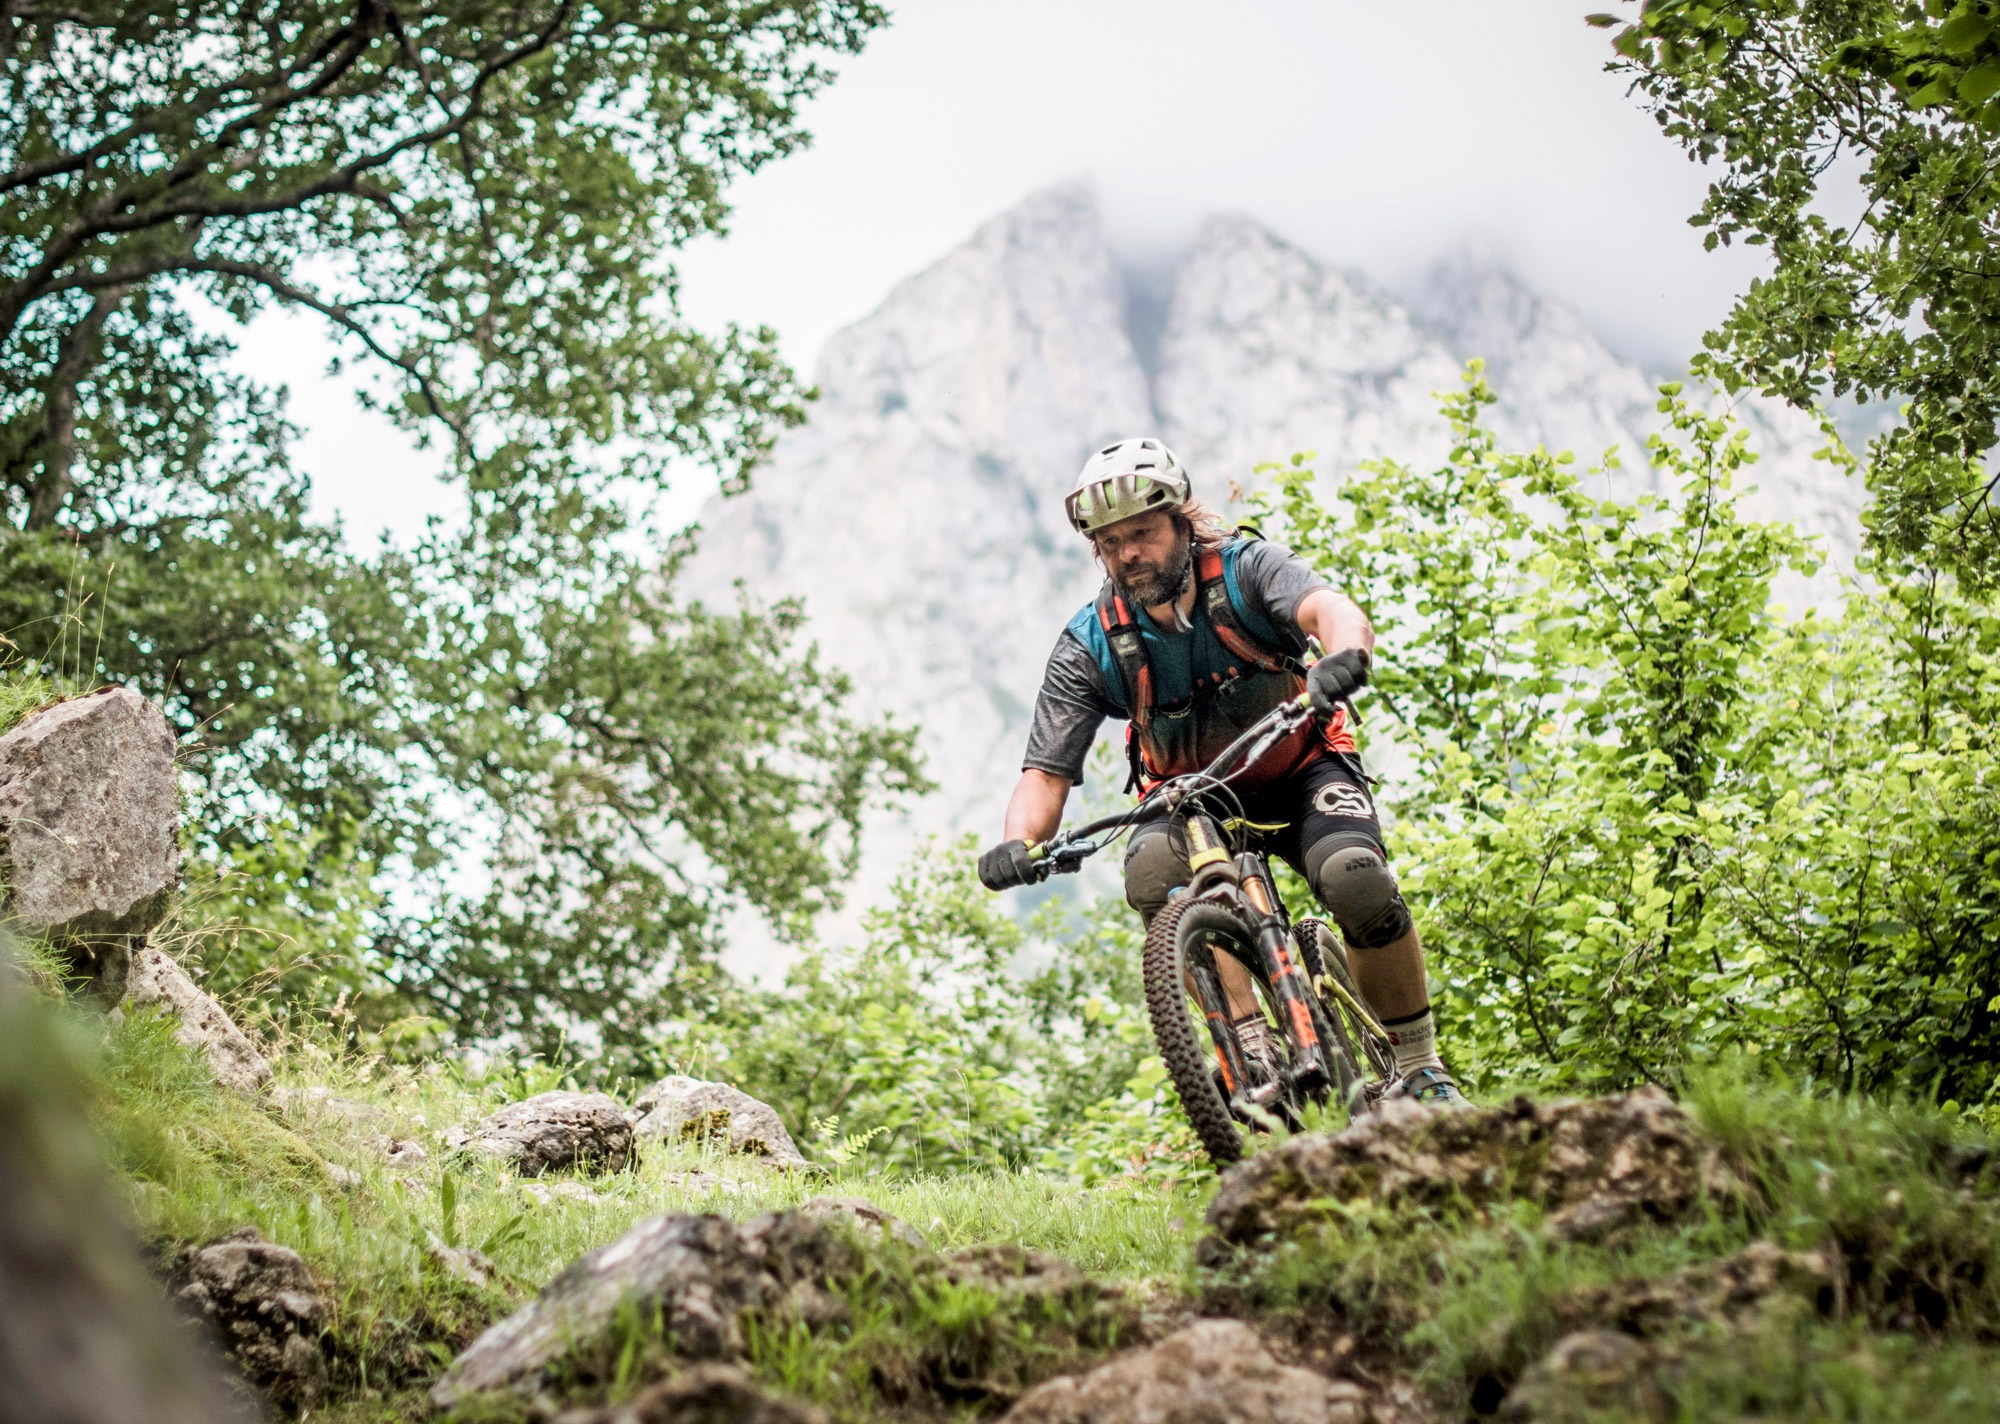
<box><xmin>1024</xmin><ymin>840</ymin><xmax>1046</xmax><ymax>862</ymax></box>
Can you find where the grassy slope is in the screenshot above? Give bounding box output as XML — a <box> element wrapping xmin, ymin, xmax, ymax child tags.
<box><xmin>93</xmin><ymin>1008</ymin><xmax>2000</xmax><ymax>1424</ymax></box>
<box><xmin>97</xmin><ymin>1009</ymin><xmax>1202</xmax><ymax>1421</ymax></box>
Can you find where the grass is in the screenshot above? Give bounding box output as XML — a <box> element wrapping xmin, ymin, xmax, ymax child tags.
<box><xmin>40</xmin><ymin>984</ymin><xmax>2000</xmax><ymax>1424</ymax></box>
<box><xmin>83</xmin><ymin>1006</ymin><xmax>1204</xmax><ymax>1422</ymax></box>
<box><xmin>1201</xmin><ymin>1063</ymin><xmax>2000</xmax><ymax>1422</ymax></box>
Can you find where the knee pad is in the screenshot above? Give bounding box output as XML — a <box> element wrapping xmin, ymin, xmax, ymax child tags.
<box><xmin>1123</xmin><ymin>828</ymin><xmax>1186</xmax><ymax>923</ymax></box>
<box><xmin>1305</xmin><ymin>835</ymin><xmax>1412</xmax><ymax>949</ymax></box>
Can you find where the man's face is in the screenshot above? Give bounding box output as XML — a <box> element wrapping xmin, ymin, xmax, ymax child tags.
<box><xmin>1095</xmin><ymin>511</ymin><xmax>1190</xmax><ymax>608</ymax></box>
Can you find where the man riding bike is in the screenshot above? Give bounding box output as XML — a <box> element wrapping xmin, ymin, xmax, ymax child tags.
<box><xmin>977</xmin><ymin>438</ymin><xmax>1465</xmax><ymax>1106</ymax></box>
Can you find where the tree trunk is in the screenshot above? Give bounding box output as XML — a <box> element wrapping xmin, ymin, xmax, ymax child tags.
<box><xmin>23</xmin><ymin>284</ymin><xmax>126</xmax><ymax>532</ymax></box>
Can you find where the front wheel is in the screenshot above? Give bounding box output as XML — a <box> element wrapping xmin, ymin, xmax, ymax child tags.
<box><xmin>1142</xmin><ymin>896</ymin><xmax>1254</xmax><ymax>1167</ymax></box>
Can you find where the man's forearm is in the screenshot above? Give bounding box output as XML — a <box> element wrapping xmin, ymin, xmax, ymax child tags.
<box><xmin>1297</xmin><ymin>588</ymin><xmax>1374</xmax><ymax>656</ymax></box>
<box><xmin>1003</xmin><ymin>769</ymin><xmax>1071</xmax><ymax>843</ymax></box>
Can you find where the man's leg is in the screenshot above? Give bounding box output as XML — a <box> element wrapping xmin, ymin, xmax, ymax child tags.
<box><xmin>1290</xmin><ymin>761</ymin><xmax>1462</xmax><ymax>1100</ymax></box>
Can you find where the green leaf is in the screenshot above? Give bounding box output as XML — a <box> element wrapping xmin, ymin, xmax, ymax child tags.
<box><xmin>1939</xmin><ymin>12</ymin><xmax>1992</xmax><ymax>55</ymax></box>
<box><xmin>1960</xmin><ymin>58</ymin><xmax>2000</xmax><ymax>103</ymax></box>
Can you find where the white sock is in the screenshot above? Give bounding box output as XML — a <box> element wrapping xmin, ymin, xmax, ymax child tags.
<box><xmin>1383</xmin><ymin>1006</ymin><xmax>1445</xmax><ymax>1075</ymax></box>
<box><xmin>1232</xmin><ymin>1012</ymin><xmax>1275</xmax><ymax>1062</ymax></box>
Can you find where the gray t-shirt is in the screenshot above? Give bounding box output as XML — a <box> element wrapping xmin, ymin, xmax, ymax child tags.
<box><xmin>1023</xmin><ymin>539</ymin><xmax>1332</xmax><ymax>784</ymax></box>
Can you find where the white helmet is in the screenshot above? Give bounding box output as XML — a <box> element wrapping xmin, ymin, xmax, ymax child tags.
<box><xmin>1064</xmin><ymin>437</ymin><xmax>1192</xmax><ymax>535</ymax></box>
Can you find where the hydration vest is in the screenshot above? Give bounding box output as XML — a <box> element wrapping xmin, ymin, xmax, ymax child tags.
<box><xmin>1091</xmin><ymin>537</ymin><xmax>1354</xmax><ymax>793</ymax></box>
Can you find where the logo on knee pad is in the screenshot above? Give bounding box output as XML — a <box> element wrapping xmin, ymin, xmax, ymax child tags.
<box><xmin>1311</xmin><ymin>781</ymin><xmax>1374</xmax><ymax>820</ymax></box>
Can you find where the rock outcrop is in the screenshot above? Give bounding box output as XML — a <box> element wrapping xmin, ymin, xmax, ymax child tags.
<box><xmin>174</xmin><ymin>1227</ymin><xmax>327</xmax><ymax>1415</ymax></box>
<box><xmin>460</xmin><ymin>1091</ymin><xmax>636</xmax><ymax>1176</ymax></box>
<box><xmin>1205</xmin><ymin>1088</ymin><xmax>1723</xmax><ymax>1251</ymax></box>
<box><xmin>633</xmin><ymin>1076</ymin><xmax>806</xmax><ymax>1167</ymax></box>
<box><xmin>125</xmin><ymin>945</ymin><xmax>273</xmax><ymax>1093</ymax></box>
<box><xmin>1003</xmin><ymin>1319</ymin><xmax>1369</xmax><ymax>1424</ymax></box>
<box><xmin>0</xmin><ymin>686</ymin><xmax>180</xmax><ymax>999</ymax></box>
<box><xmin>430</xmin><ymin>1210</ymin><xmax>866</xmax><ymax>1409</ymax></box>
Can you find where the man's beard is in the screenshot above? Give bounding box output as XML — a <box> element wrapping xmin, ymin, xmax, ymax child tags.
<box><xmin>1116</xmin><ymin>536</ymin><xmax>1194</xmax><ymax>610</ymax></box>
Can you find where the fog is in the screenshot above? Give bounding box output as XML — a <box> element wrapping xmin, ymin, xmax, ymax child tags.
<box><xmin>242</xmin><ymin>1</ymin><xmax>1758</xmax><ymax>544</ymax></box>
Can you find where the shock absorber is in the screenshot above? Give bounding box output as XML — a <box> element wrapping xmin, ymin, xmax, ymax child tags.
<box><xmin>1236</xmin><ymin>852</ymin><xmax>1328</xmax><ymax>1095</ymax></box>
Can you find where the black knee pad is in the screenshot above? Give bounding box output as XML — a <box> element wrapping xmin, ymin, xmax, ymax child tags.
<box><xmin>1123</xmin><ymin>827</ymin><xmax>1186</xmax><ymax>924</ymax></box>
<box><xmin>1304</xmin><ymin>834</ymin><xmax>1412</xmax><ymax>950</ymax></box>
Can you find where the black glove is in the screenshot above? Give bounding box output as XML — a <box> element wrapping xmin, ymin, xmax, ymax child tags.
<box><xmin>978</xmin><ymin>838</ymin><xmax>1041</xmax><ymax>891</ymax></box>
<box><xmin>1307</xmin><ymin>647</ymin><xmax>1371</xmax><ymax>718</ymax></box>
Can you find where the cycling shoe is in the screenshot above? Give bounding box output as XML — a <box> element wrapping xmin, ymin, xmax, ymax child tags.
<box><xmin>1391</xmin><ymin>1065</ymin><xmax>1470</xmax><ymax>1107</ymax></box>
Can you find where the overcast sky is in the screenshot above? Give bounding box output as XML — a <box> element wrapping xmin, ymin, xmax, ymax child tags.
<box><xmin>251</xmin><ymin>1</ymin><xmax>1762</xmax><ymax>546</ymax></box>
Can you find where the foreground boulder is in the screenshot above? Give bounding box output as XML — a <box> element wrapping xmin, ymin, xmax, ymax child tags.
<box><xmin>633</xmin><ymin>1075</ymin><xmax>806</xmax><ymax>1167</ymax></box>
<box><xmin>461</xmin><ymin>1091</ymin><xmax>635</xmax><ymax>1176</ymax></box>
<box><xmin>1003</xmin><ymin>1319</ymin><xmax>1368</xmax><ymax>1424</ymax></box>
<box><xmin>126</xmin><ymin>946</ymin><xmax>273</xmax><ymax>1093</ymax></box>
<box><xmin>553</xmin><ymin>1362</ymin><xmax>827</xmax><ymax>1424</ymax></box>
<box><xmin>174</xmin><ymin>1227</ymin><xmax>327</xmax><ymax>1415</ymax></box>
<box><xmin>0</xmin><ymin>947</ymin><xmax>252</xmax><ymax>1424</ymax></box>
<box><xmin>0</xmin><ymin>685</ymin><xmax>180</xmax><ymax>1000</ymax></box>
<box><xmin>430</xmin><ymin>1210</ymin><xmax>864</xmax><ymax>1409</ymax></box>
<box><xmin>1205</xmin><ymin>1088</ymin><xmax>1723</xmax><ymax>1251</ymax></box>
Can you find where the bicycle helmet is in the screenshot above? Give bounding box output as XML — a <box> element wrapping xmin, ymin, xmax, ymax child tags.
<box><xmin>1065</xmin><ymin>437</ymin><xmax>1192</xmax><ymax>535</ymax></box>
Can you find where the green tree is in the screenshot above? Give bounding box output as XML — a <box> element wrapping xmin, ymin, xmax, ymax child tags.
<box><xmin>0</xmin><ymin>2</ymin><xmax>923</xmax><ymax>1055</ymax></box>
<box><xmin>1591</xmin><ymin>0</ymin><xmax>2000</xmax><ymax>583</ymax></box>
<box><xmin>1255</xmin><ymin>372</ymin><xmax>2000</xmax><ymax>1104</ymax></box>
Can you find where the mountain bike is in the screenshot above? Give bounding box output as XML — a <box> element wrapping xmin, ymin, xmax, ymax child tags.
<box><xmin>1019</xmin><ymin>693</ymin><xmax>1400</xmax><ymax>1167</ymax></box>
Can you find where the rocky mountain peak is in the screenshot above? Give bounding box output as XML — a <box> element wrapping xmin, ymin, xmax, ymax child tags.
<box><xmin>688</xmin><ymin>189</ymin><xmax>1865</xmax><ymax>953</ymax></box>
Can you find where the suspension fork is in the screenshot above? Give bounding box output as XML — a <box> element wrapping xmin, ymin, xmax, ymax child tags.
<box><xmin>1185</xmin><ymin>946</ymin><xmax>1250</xmax><ymax>1095</ymax></box>
<box><xmin>1178</xmin><ymin>813</ymin><xmax>1253</xmax><ymax>1094</ymax></box>
<box><xmin>1235</xmin><ymin>851</ymin><xmax>1329</xmax><ymax>1094</ymax></box>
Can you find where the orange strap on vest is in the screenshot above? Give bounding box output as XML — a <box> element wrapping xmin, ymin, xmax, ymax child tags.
<box><xmin>1095</xmin><ymin>545</ymin><xmax>1311</xmax><ymax>791</ymax></box>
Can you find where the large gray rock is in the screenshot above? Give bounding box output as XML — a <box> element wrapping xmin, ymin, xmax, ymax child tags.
<box><xmin>0</xmin><ymin>685</ymin><xmax>180</xmax><ymax>999</ymax></box>
<box><xmin>460</xmin><ymin>1091</ymin><xmax>636</xmax><ymax>1176</ymax></box>
<box><xmin>430</xmin><ymin>1210</ymin><xmax>866</xmax><ymax>1409</ymax></box>
<box><xmin>1002</xmin><ymin>1319</ymin><xmax>1369</xmax><ymax>1424</ymax></box>
<box><xmin>633</xmin><ymin>1076</ymin><xmax>806</xmax><ymax>1167</ymax></box>
<box><xmin>174</xmin><ymin>1227</ymin><xmax>327</xmax><ymax>1415</ymax></box>
<box><xmin>125</xmin><ymin>946</ymin><xmax>273</xmax><ymax>1093</ymax></box>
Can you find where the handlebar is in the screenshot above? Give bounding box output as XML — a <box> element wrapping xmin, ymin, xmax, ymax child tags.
<box><xmin>1024</xmin><ymin>691</ymin><xmax>1319</xmax><ymax>879</ymax></box>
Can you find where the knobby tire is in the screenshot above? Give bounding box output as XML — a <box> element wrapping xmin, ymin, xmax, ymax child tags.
<box><xmin>1142</xmin><ymin>896</ymin><xmax>1253</xmax><ymax>1168</ymax></box>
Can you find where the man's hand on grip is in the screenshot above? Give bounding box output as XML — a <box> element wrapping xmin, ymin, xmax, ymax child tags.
<box><xmin>978</xmin><ymin>838</ymin><xmax>1041</xmax><ymax>891</ymax></box>
<box><xmin>1307</xmin><ymin>647</ymin><xmax>1371</xmax><ymax>718</ymax></box>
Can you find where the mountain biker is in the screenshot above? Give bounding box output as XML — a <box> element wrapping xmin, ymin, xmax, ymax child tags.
<box><xmin>977</xmin><ymin>438</ymin><xmax>1465</xmax><ymax>1106</ymax></box>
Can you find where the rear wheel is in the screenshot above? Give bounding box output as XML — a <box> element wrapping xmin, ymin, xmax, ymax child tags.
<box><xmin>1296</xmin><ymin>917</ymin><xmax>1395</xmax><ymax>1106</ymax></box>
